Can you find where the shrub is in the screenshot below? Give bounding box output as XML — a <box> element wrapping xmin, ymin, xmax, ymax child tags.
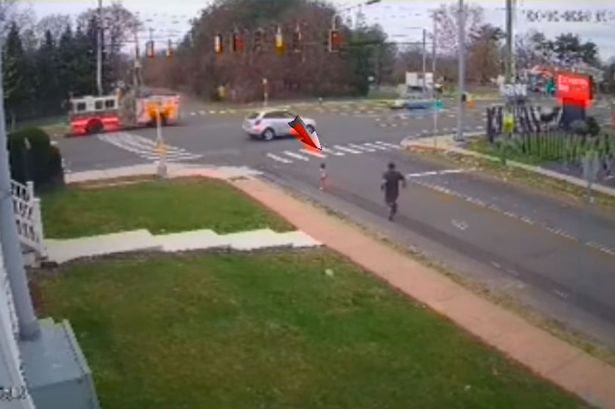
<box><xmin>586</xmin><ymin>116</ymin><xmax>601</xmax><ymax>137</ymax></box>
<box><xmin>7</xmin><ymin>127</ymin><xmax>64</xmax><ymax>191</ymax></box>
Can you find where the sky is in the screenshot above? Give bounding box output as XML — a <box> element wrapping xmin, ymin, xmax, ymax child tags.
<box><xmin>23</xmin><ymin>0</ymin><xmax>615</xmax><ymax>60</ymax></box>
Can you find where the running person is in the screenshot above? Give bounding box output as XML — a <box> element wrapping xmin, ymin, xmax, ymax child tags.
<box><xmin>381</xmin><ymin>162</ymin><xmax>406</xmax><ymax>221</ymax></box>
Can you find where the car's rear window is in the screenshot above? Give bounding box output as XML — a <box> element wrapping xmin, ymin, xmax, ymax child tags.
<box><xmin>247</xmin><ymin>112</ymin><xmax>260</xmax><ymax>119</ymax></box>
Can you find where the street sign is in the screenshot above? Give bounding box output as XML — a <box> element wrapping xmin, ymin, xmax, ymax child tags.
<box><xmin>556</xmin><ymin>72</ymin><xmax>592</xmax><ymax>107</ymax></box>
<box><xmin>499</xmin><ymin>83</ymin><xmax>527</xmax><ymax>98</ymax></box>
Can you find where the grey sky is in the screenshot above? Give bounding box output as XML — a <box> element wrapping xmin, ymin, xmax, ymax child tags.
<box><xmin>26</xmin><ymin>0</ymin><xmax>615</xmax><ymax>60</ymax></box>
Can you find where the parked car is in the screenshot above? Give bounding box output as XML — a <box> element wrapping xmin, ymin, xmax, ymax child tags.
<box><xmin>242</xmin><ymin>109</ymin><xmax>317</xmax><ymax>141</ymax></box>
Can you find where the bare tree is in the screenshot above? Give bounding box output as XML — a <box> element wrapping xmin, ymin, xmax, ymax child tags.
<box><xmin>432</xmin><ymin>2</ymin><xmax>484</xmax><ymax>56</ymax></box>
<box><xmin>35</xmin><ymin>14</ymin><xmax>72</xmax><ymax>43</ymax></box>
<box><xmin>468</xmin><ymin>24</ymin><xmax>504</xmax><ymax>84</ymax></box>
<box><xmin>1</xmin><ymin>0</ymin><xmax>34</xmax><ymax>39</ymax></box>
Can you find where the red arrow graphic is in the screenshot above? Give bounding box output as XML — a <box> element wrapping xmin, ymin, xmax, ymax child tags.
<box><xmin>288</xmin><ymin>115</ymin><xmax>322</xmax><ymax>152</ymax></box>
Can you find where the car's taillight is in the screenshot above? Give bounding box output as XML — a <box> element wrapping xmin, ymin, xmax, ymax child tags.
<box><xmin>254</xmin><ymin>119</ymin><xmax>261</xmax><ymax>126</ymax></box>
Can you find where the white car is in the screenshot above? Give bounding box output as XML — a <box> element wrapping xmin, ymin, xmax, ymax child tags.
<box><xmin>243</xmin><ymin>109</ymin><xmax>317</xmax><ymax>141</ymax></box>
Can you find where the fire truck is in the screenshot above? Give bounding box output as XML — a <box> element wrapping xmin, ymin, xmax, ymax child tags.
<box><xmin>68</xmin><ymin>88</ymin><xmax>181</xmax><ymax>136</ymax></box>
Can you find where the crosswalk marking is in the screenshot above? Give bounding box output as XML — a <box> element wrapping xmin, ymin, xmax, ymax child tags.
<box><xmin>283</xmin><ymin>151</ymin><xmax>310</xmax><ymax>161</ymax></box>
<box><xmin>265</xmin><ymin>140</ymin><xmax>402</xmax><ymax>165</ymax></box>
<box><xmin>98</xmin><ymin>132</ymin><xmax>202</xmax><ymax>162</ymax></box>
<box><xmin>301</xmin><ymin>149</ymin><xmax>326</xmax><ymax>159</ymax></box>
<box><xmin>322</xmin><ymin>147</ymin><xmax>345</xmax><ymax>156</ymax></box>
<box><xmin>363</xmin><ymin>142</ymin><xmax>389</xmax><ymax>151</ymax></box>
<box><xmin>349</xmin><ymin>143</ymin><xmax>376</xmax><ymax>152</ymax></box>
<box><xmin>267</xmin><ymin>153</ymin><xmax>293</xmax><ymax>164</ymax></box>
<box><xmin>334</xmin><ymin>145</ymin><xmax>362</xmax><ymax>154</ymax></box>
<box><xmin>375</xmin><ymin>141</ymin><xmax>400</xmax><ymax>150</ymax></box>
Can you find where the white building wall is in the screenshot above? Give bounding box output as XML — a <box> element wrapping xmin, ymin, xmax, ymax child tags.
<box><xmin>0</xmin><ymin>249</ymin><xmax>36</xmax><ymax>409</ymax></box>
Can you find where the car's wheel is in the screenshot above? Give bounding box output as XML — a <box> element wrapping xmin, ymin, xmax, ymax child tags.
<box><xmin>86</xmin><ymin>119</ymin><xmax>104</xmax><ymax>135</ymax></box>
<box><xmin>306</xmin><ymin>125</ymin><xmax>315</xmax><ymax>134</ymax></box>
<box><xmin>262</xmin><ymin>128</ymin><xmax>275</xmax><ymax>141</ymax></box>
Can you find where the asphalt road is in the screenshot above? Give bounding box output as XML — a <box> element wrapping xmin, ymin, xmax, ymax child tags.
<box><xmin>57</xmin><ymin>98</ymin><xmax>615</xmax><ymax>351</ymax></box>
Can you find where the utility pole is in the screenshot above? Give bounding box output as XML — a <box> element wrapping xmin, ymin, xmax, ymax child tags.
<box><xmin>133</xmin><ymin>26</ymin><xmax>141</xmax><ymax>91</ymax></box>
<box><xmin>422</xmin><ymin>28</ymin><xmax>427</xmax><ymax>96</ymax></box>
<box><xmin>456</xmin><ymin>0</ymin><xmax>466</xmax><ymax>141</ymax></box>
<box><xmin>96</xmin><ymin>0</ymin><xmax>103</xmax><ymax>95</ymax></box>
<box><xmin>432</xmin><ymin>14</ymin><xmax>439</xmax><ymax>142</ymax></box>
<box><xmin>505</xmin><ymin>0</ymin><xmax>514</xmax><ymax>84</ymax></box>
<box><xmin>0</xmin><ymin>40</ymin><xmax>40</xmax><ymax>342</ymax></box>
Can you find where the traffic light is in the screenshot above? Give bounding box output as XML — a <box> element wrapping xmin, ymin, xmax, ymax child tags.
<box><xmin>166</xmin><ymin>39</ymin><xmax>174</xmax><ymax>58</ymax></box>
<box><xmin>253</xmin><ymin>29</ymin><xmax>263</xmax><ymax>52</ymax></box>
<box><xmin>214</xmin><ymin>33</ymin><xmax>224</xmax><ymax>54</ymax></box>
<box><xmin>275</xmin><ymin>26</ymin><xmax>284</xmax><ymax>55</ymax></box>
<box><xmin>292</xmin><ymin>26</ymin><xmax>302</xmax><ymax>53</ymax></box>
<box><xmin>232</xmin><ymin>32</ymin><xmax>244</xmax><ymax>53</ymax></box>
<box><xmin>146</xmin><ymin>40</ymin><xmax>155</xmax><ymax>58</ymax></box>
<box><xmin>328</xmin><ymin>29</ymin><xmax>341</xmax><ymax>53</ymax></box>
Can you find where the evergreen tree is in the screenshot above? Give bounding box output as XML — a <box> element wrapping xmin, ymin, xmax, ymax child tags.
<box><xmin>3</xmin><ymin>21</ymin><xmax>34</xmax><ymax>125</ymax></box>
<box><xmin>35</xmin><ymin>30</ymin><xmax>62</xmax><ymax>114</ymax></box>
<box><xmin>57</xmin><ymin>24</ymin><xmax>76</xmax><ymax>98</ymax></box>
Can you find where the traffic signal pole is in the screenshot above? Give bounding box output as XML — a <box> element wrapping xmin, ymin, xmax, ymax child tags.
<box><xmin>96</xmin><ymin>0</ymin><xmax>103</xmax><ymax>95</ymax></box>
<box><xmin>456</xmin><ymin>0</ymin><xmax>466</xmax><ymax>142</ymax></box>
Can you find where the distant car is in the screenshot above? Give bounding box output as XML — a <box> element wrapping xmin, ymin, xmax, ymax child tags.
<box><xmin>390</xmin><ymin>94</ymin><xmax>435</xmax><ymax>110</ymax></box>
<box><xmin>242</xmin><ymin>109</ymin><xmax>317</xmax><ymax>141</ymax></box>
<box><xmin>389</xmin><ymin>99</ymin><xmax>407</xmax><ymax>109</ymax></box>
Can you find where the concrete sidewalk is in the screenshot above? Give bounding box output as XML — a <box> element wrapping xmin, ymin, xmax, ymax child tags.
<box><xmin>231</xmin><ymin>176</ymin><xmax>615</xmax><ymax>409</ymax></box>
<box><xmin>46</xmin><ymin>228</ymin><xmax>320</xmax><ymax>264</ymax></box>
<box><xmin>402</xmin><ymin>134</ymin><xmax>615</xmax><ymax>198</ymax></box>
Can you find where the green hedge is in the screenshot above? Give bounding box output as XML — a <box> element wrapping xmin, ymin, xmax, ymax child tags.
<box><xmin>7</xmin><ymin>127</ymin><xmax>64</xmax><ymax>191</ymax></box>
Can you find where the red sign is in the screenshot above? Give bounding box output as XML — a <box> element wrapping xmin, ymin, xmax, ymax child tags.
<box><xmin>556</xmin><ymin>73</ymin><xmax>592</xmax><ymax>107</ymax></box>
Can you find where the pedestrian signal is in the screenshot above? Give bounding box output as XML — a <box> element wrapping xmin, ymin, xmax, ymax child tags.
<box><xmin>275</xmin><ymin>27</ymin><xmax>284</xmax><ymax>54</ymax></box>
<box><xmin>214</xmin><ymin>33</ymin><xmax>223</xmax><ymax>54</ymax></box>
<box><xmin>328</xmin><ymin>30</ymin><xmax>341</xmax><ymax>52</ymax></box>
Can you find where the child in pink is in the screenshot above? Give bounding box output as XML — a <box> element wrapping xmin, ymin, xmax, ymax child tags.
<box><xmin>320</xmin><ymin>162</ymin><xmax>327</xmax><ymax>191</ymax></box>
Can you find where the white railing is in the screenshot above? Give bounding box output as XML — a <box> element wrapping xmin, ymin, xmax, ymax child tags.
<box><xmin>10</xmin><ymin>180</ymin><xmax>46</xmax><ymax>259</ymax></box>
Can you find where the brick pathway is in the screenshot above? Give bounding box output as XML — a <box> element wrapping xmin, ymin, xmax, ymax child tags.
<box><xmin>232</xmin><ymin>177</ymin><xmax>615</xmax><ymax>409</ymax></box>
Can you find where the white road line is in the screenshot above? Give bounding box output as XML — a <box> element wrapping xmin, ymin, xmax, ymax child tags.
<box><xmin>349</xmin><ymin>143</ymin><xmax>376</xmax><ymax>152</ymax></box>
<box><xmin>267</xmin><ymin>153</ymin><xmax>293</xmax><ymax>164</ymax></box>
<box><xmin>301</xmin><ymin>149</ymin><xmax>327</xmax><ymax>159</ymax></box>
<box><xmin>363</xmin><ymin>143</ymin><xmax>389</xmax><ymax>151</ymax></box>
<box><xmin>199</xmin><ymin>110</ymin><xmax>206</xmax><ymax>115</ymax></box>
<box><xmin>283</xmin><ymin>151</ymin><xmax>310</xmax><ymax>161</ymax></box>
<box><xmin>405</xmin><ymin>169</ymin><xmax>469</xmax><ymax>178</ymax></box>
<box><xmin>520</xmin><ymin>217</ymin><xmax>535</xmax><ymax>225</ymax></box>
<box><xmin>375</xmin><ymin>141</ymin><xmax>401</xmax><ymax>149</ymax></box>
<box><xmin>334</xmin><ymin>145</ymin><xmax>363</xmax><ymax>154</ymax></box>
<box><xmin>209</xmin><ymin>110</ymin><xmax>216</xmax><ymax>114</ymax></box>
<box><xmin>190</xmin><ymin>112</ymin><xmax>196</xmax><ymax>116</ymax></box>
<box><xmin>322</xmin><ymin>147</ymin><xmax>345</xmax><ymax>156</ymax></box>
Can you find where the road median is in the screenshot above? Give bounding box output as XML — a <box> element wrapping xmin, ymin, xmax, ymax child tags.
<box><xmin>402</xmin><ymin>134</ymin><xmax>615</xmax><ymax>210</ymax></box>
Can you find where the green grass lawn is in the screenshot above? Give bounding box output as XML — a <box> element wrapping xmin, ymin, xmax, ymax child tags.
<box><xmin>34</xmin><ymin>250</ymin><xmax>588</xmax><ymax>409</ymax></box>
<box><xmin>41</xmin><ymin>179</ymin><xmax>293</xmax><ymax>238</ymax></box>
